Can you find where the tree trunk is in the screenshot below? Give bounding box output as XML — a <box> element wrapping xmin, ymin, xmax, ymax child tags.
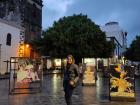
<box><xmin>75</xmin><ymin>56</ymin><xmax>82</xmax><ymax>65</ymax></box>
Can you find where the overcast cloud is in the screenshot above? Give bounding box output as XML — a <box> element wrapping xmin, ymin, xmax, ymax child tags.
<box><xmin>42</xmin><ymin>0</ymin><xmax>140</xmax><ymax>46</ymax></box>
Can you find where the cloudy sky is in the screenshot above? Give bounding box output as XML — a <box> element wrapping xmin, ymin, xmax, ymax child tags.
<box><xmin>42</xmin><ymin>0</ymin><xmax>140</xmax><ymax>46</ymax></box>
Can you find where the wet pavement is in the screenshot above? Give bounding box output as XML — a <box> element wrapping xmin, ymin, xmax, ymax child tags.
<box><xmin>0</xmin><ymin>72</ymin><xmax>140</xmax><ymax>105</ymax></box>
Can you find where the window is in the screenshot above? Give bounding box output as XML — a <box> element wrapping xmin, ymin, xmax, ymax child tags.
<box><xmin>6</xmin><ymin>33</ymin><xmax>12</xmax><ymax>46</ymax></box>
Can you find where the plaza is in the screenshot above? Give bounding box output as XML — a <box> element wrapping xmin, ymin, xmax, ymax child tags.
<box><xmin>0</xmin><ymin>73</ymin><xmax>140</xmax><ymax>105</ymax></box>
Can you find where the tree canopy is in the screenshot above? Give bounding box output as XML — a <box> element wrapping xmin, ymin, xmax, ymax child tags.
<box><xmin>32</xmin><ymin>14</ymin><xmax>115</xmax><ymax>60</ymax></box>
<box><xmin>124</xmin><ymin>35</ymin><xmax>140</xmax><ymax>61</ymax></box>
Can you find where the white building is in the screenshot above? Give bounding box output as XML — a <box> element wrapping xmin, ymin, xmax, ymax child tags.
<box><xmin>0</xmin><ymin>18</ymin><xmax>21</xmax><ymax>74</ymax></box>
<box><xmin>100</xmin><ymin>22</ymin><xmax>127</xmax><ymax>59</ymax></box>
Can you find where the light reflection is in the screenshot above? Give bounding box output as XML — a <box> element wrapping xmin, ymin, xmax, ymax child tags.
<box><xmin>52</xmin><ymin>74</ymin><xmax>58</xmax><ymax>92</ymax></box>
<box><xmin>10</xmin><ymin>93</ymin><xmax>29</xmax><ymax>105</ymax></box>
<box><xmin>96</xmin><ymin>77</ymin><xmax>103</xmax><ymax>96</ymax></box>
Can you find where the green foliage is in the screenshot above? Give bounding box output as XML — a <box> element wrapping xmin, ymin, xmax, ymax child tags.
<box><xmin>32</xmin><ymin>14</ymin><xmax>115</xmax><ymax>59</ymax></box>
<box><xmin>124</xmin><ymin>35</ymin><xmax>140</xmax><ymax>61</ymax></box>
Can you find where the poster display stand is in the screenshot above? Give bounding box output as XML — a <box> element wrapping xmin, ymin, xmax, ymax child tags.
<box><xmin>9</xmin><ymin>57</ymin><xmax>43</xmax><ymax>94</ymax></box>
<box><xmin>82</xmin><ymin>65</ymin><xmax>96</xmax><ymax>86</ymax></box>
<box><xmin>82</xmin><ymin>58</ymin><xmax>96</xmax><ymax>86</ymax></box>
<box><xmin>109</xmin><ymin>64</ymin><xmax>136</xmax><ymax>101</ymax></box>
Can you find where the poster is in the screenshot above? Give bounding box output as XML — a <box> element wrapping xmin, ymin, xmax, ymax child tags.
<box><xmin>16</xmin><ymin>58</ymin><xmax>41</xmax><ymax>84</ymax></box>
<box><xmin>82</xmin><ymin>58</ymin><xmax>96</xmax><ymax>85</ymax></box>
<box><xmin>82</xmin><ymin>65</ymin><xmax>96</xmax><ymax>85</ymax></box>
<box><xmin>9</xmin><ymin>57</ymin><xmax>42</xmax><ymax>94</ymax></box>
<box><xmin>109</xmin><ymin>64</ymin><xmax>136</xmax><ymax>101</ymax></box>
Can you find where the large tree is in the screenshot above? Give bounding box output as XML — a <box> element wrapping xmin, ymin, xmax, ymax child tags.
<box><xmin>124</xmin><ymin>35</ymin><xmax>140</xmax><ymax>61</ymax></box>
<box><xmin>32</xmin><ymin>14</ymin><xmax>115</xmax><ymax>62</ymax></box>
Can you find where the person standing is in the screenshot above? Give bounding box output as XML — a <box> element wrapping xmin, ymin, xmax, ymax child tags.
<box><xmin>63</xmin><ymin>55</ymin><xmax>79</xmax><ymax>105</ymax></box>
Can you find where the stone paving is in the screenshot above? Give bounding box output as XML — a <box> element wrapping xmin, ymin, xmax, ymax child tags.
<box><xmin>0</xmin><ymin>73</ymin><xmax>140</xmax><ymax>105</ymax></box>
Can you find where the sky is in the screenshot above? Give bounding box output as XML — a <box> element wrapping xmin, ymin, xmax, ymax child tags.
<box><xmin>42</xmin><ymin>0</ymin><xmax>140</xmax><ymax>46</ymax></box>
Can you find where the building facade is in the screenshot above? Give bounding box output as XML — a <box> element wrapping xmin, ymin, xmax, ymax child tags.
<box><xmin>100</xmin><ymin>22</ymin><xmax>127</xmax><ymax>62</ymax></box>
<box><xmin>20</xmin><ymin>0</ymin><xmax>43</xmax><ymax>43</ymax></box>
<box><xmin>0</xmin><ymin>0</ymin><xmax>43</xmax><ymax>57</ymax></box>
<box><xmin>0</xmin><ymin>18</ymin><xmax>21</xmax><ymax>74</ymax></box>
<box><xmin>0</xmin><ymin>0</ymin><xmax>43</xmax><ymax>74</ymax></box>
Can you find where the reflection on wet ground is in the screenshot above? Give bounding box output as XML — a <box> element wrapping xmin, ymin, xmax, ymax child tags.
<box><xmin>0</xmin><ymin>73</ymin><xmax>140</xmax><ymax>105</ymax></box>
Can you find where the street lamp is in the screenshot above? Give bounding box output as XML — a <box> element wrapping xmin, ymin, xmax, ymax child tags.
<box><xmin>26</xmin><ymin>44</ymin><xmax>29</xmax><ymax>48</ymax></box>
